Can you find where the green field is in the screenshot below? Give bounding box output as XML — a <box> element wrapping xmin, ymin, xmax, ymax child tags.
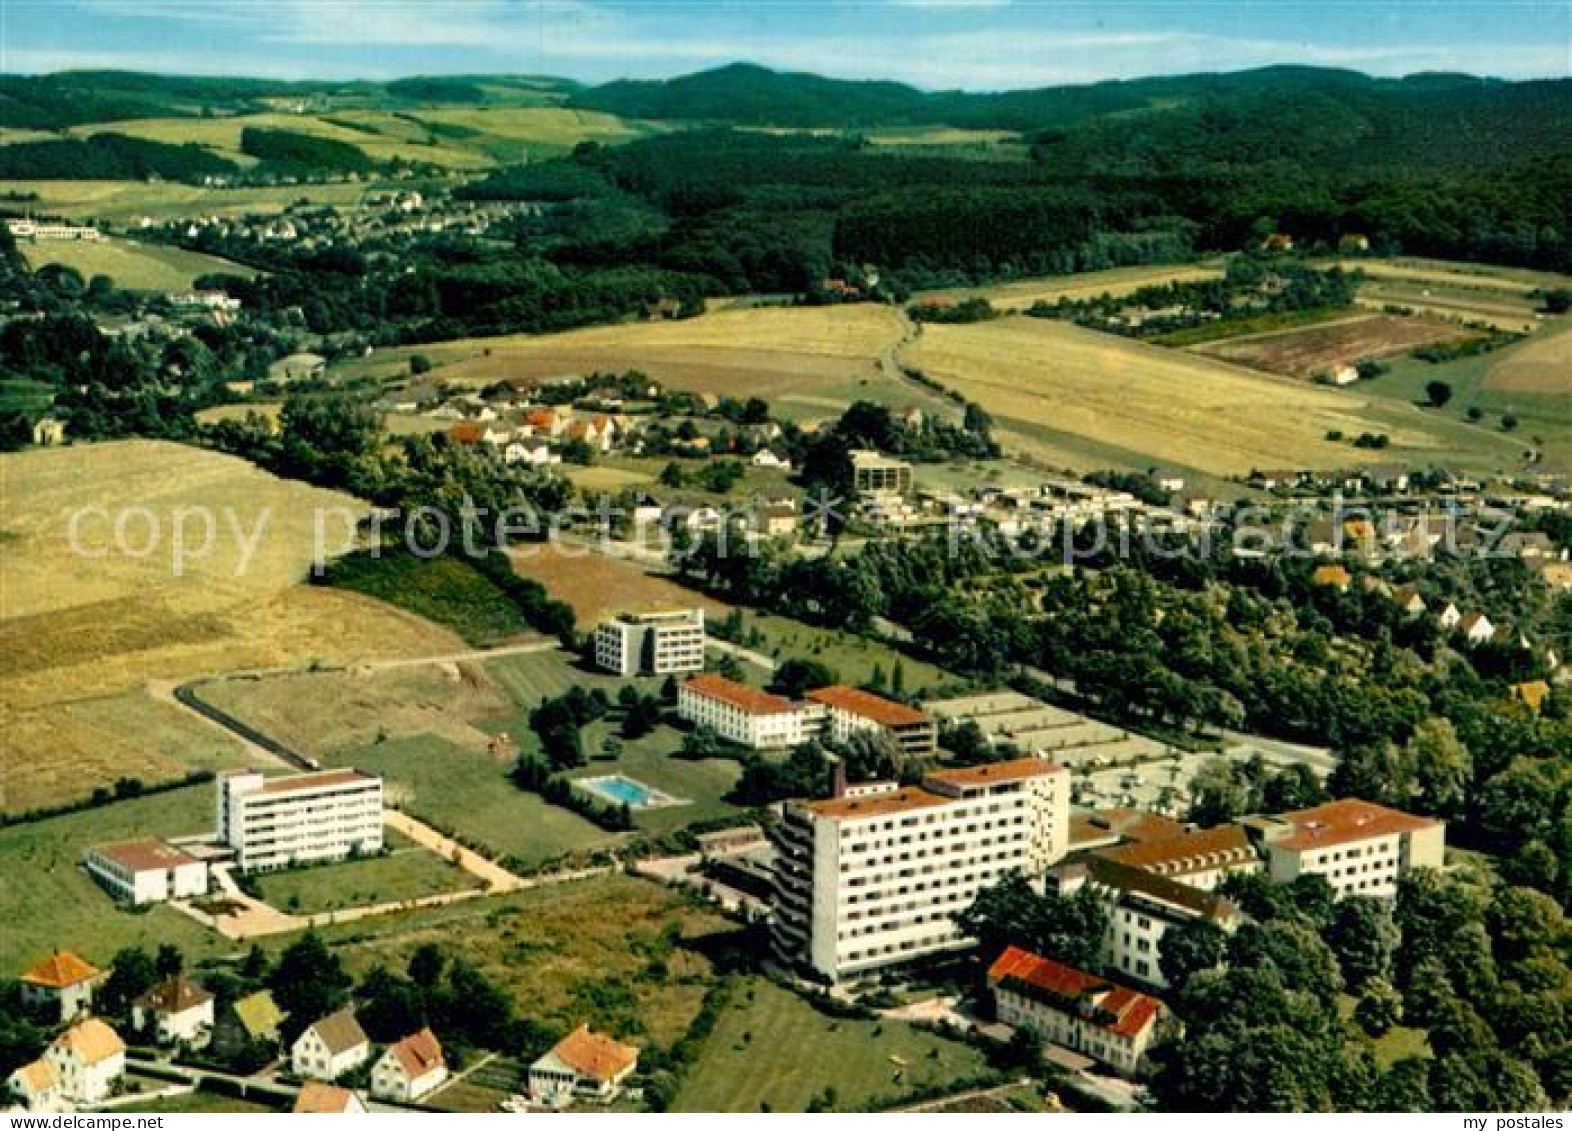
<box><xmin>0</xmin><ymin>785</ymin><xmax>234</xmax><ymax>974</ymax></box>
<box><xmin>2</xmin><ymin>179</ymin><xmax>383</xmax><ymax>223</ymax></box>
<box><xmin>568</xmin><ymin>722</ymin><xmax>744</xmax><ymax>834</ymax></box>
<box><xmin>1358</xmin><ymin>322</ymin><xmax>1572</xmax><ymax>469</ymax></box>
<box><xmin>724</xmin><ymin>610</ymin><xmax>966</xmax><ymax>700</ymax></box>
<box><xmin>673</xmin><ymin>978</ymin><xmax>995</xmax><ymax>1112</ymax></box>
<box><xmin>18</xmin><ymin>236</ymin><xmax>256</xmax><ymax>292</ymax></box>
<box><xmin>322</xmin><ymin>552</ymin><xmax>543</xmax><ymax>646</ymax></box>
<box><xmin>252</xmin><ymin>844</ymin><xmax>481</xmax><ymax>915</ymax></box>
<box><xmin>116</xmin><ymin>1089</ymin><xmax>283</xmax><ymax>1114</ymax></box>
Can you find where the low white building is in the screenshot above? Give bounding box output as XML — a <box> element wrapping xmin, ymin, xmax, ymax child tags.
<box><xmin>678</xmin><ymin>674</ymin><xmax>820</xmax><ymax>750</ymax></box>
<box><xmin>593</xmin><ymin>608</ymin><xmax>706</xmax><ymax>677</ymax></box>
<box><xmin>804</xmin><ymin>684</ymin><xmax>937</xmax><ymax>757</ymax></box>
<box><xmin>133</xmin><ymin>977</ymin><xmax>215</xmax><ymax>1048</ymax></box>
<box><xmin>85</xmin><ymin>838</ymin><xmax>208</xmax><ymax>905</ymax></box>
<box><xmin>217</xmin><ymin>769</ymin><xmax>383</xmax><ymax>873</ymax></box>
<box><xmin>7</xmin><ymin>1060</ymin><xmax>64</xmax><ymax>1113</ymax></box>
<box><xmin>370</xmin><ymin>1028</ymin><xmax>447</xmax><ymax>1103</ymax></box>
<box><xmin>43</xmin><ymin>1018</ymin><xmax>125</xmax><ymax>1105</ymax></box>
<box><xmin>528</xmin><ymin>1025</ymin><xmax>638</xmax><ymax>1107</ymax></box>
<box><xmin>989</xmin><ymin>946</ymin><xmax>1166</xmax><ymax>1078</ymax></box>
<box><xmin>1243</xmin><ymin>797</ymin><xmax>1446</xmax><ymax>899</ymax></box>
<box><xmin>291</xmin><ymin>1009</ymin><xmax>371</xmax><ymax>1082</ymax></box>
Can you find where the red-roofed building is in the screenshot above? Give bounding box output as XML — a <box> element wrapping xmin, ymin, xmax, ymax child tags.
<box><xmin>805</xmin><ymin>685</ymin><xmax>937</xmax><ymax>756</ymax></box>
<box><xmin>989</xmin><ymin>946</ymin><xmax>1166</xmax><ymax>1077</ymax></box>
<box><xmin>85</xmin><ymin>838</ymin><xmax>208</xmax><ymax>905</ymax></box>
<box><xmin>19</xmin><ymin>952</ymin><xmax>101</xmax><ymax>1021</ymax></box>
<box><xmin>1095</xmin><ymin>824</ymin><xmax>1261</xmax><ymax>891</ymax></box>
<box><xmin>371</xmin><ymin>1028</ymin><xmax>447</xmax><ymax>1102</ymax></box>
<box><xmin>1243</xmin><ymin>797</ymin><xmax>1445</xmax><ymax>898</ymax></box>
<box><xmin>677</xmin><ymin>674</ymin><xmax>818</xmax><ymax>750</ymax></box>
<box><xmin>529</xmin><ymin>1025</ymin><xmax>639</xmax><ymax>1107</ymax></box>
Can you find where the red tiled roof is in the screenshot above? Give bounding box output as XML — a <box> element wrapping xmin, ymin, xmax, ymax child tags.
<box><xmin>256</xmin><ymin>768</ymin><xmax>375</xmax><ymax>796</ymax></box>
<box><xmin>448</xmin><ymin>423</ymin><xmax>484</xmax><ymax>443</ymax></box>
<box><xmin>1272</xmin><ymin>798</ymin><xmax>1441</xmax><ymax>853</ymax></box>
<box><xmin>1097</xmin><ymin>824</ymin><xmax>1257</xmax><ymax>876</ymax></box>
<box><xmin>988</xmin><ymin>946</ymin><xmax>1162</xmax><ymax>1041</ymax></box>
<box><xmin>20</xmin><ymin>951</ymin><xmax>101</xmax><ymax>989</ymax></box>
<box><xmin>387</xmin><ymin>1027</ymin><xmax>444</xmax><ymax>1080</ymax></box>
<box><xmin>802</xmin><ymin>786</ymin><xmax>950</xmax><ymax>821</ymax></box>
<box><xmin>682</xmin><ymin>674</ymin><xmax>795</xmax><ymax>716</ymax></box>
<box><xmin>293</xmin><ymin>1081</ymin><xmax>361</xmax><ymax>1113</ymax></box>
<box><xmin>90</xmin><ymin>837</ymin><xmax>199</xmax><ymax>873</ymax></box>
<box><xmin>805</xmin><ymin>685</ymin><xmax>930</xmax><ymax>727</ymax></box>
<box><xmin>548</xmin><ymin>1025</ymin><xmax>638</xmax><ymax>1082</ymax></box>
<box><xmin>925</xmin><ymin>757</ymin><xmax>1063</xmax><ymax>789</ymax></box>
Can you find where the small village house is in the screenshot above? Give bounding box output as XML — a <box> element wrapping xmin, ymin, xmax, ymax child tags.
<box><xmin>19</xmin><ymin>952</ymin><xmax>101</xmax><ymax>1022</ymax></box>
<box><xmin>1510</xmin><ymin>680</ymin><xmax>1551</xmax><ymax>714</ymax></box>
<box><xmin>1457</xmin><ymin>611</ymin><xmax>1496</xmax><ymax>645</ymax></box>
<box><xmin>44</xmin><ymin>1018</ymin><xmax>126</xmax><ymax>1105</ymax></box>
<box><xmin>291</xmin><ymin>1008</ymin><xmax>371</xmax><ymax>1081</ymax></box>
<box><xmin>133</xmin><ymin>977</ymin><xmax>215</xmax><ymax>1047</ymax></box>
<box><xmin>6</xmin><ymin>1060</ymin><xmax>64</xmax><ymax>1113</ymax></box>
<box><xmin>528</xmin><ymin>1025</ymin><xmax>639</xmax><ymax>1107</ymax></box>
<box><xmin>370</xmin><ymin>1027</ymin><xmax>448</xmax><ymax>1103</ymax></box>
<box><xmin>211</xmin><ymin>990</ymin><xmax>287</xmax><ymax>1062</ymax></box>
<box><xmin>293</xmin><ymin>1081</ymin><xmax>367</xmax><ymax>1114</ymax></box>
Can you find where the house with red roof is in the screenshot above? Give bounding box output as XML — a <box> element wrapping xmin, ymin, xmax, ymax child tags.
<box><xmin>528</xmin><ymin>1025</ymin><xmax>639</xmax><ymax>1107</ymax></box>
<box><xmin>371</xmin><ymin>1027</ymin><xmax>447</xmax><ymax>1103</ymax></box>
<box><xmin>988</xmin><ymin>946</ymin><xmax>1166</xmax><ymax>1078</ymax></box>
<box><xmin>1242</xmin><ymin>797</ymin><xmax>1445</xmax><ymax>899</ymax></box>
<box><xmin>804</xmin><ymin>684</ymin><xmax>937</xmax><ymax>757</ymax></box>
<box><xmin>18</xmin><ymin>952</ymin><xmax>101</xmax><ymax>1022</ymax></box>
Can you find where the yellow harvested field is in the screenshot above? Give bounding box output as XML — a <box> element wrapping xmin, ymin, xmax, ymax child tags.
<box><xmin>410</xmin><ymin>304</ymin><xmax>907</xmax><ymax>398</ymax></box>
<box><xmin>0</xmin><ymin>441</ymin><xmax>459</xmax><ymax>812</ymax></box>
<box><xmin>921</xmin><ymin>263</ymin><xmax>1226</xmax><ymax>311</ymax></box>
<box><xmin>1485</xmin><ymin>320</ymin><xmax>1572</xmax><ymax>394</ymax></box>
<box><xmin>19</xmin><ymin>236</ymin><xmax>254</xmax><ymax>292</ymax></box>
<box><xmin>903</xmin><ymin>317</ymin><xmax>1506</xmax><ymax>476</ymax></box>
<box><xmin>510</xmin><ymin>543</ymin><xmax>732</xmax><ymax>625</ymax></box>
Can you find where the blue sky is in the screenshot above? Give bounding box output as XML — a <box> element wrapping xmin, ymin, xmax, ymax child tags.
<box><xmin>2</xmin><ymin>1</ymin><xmax>1567</xmax><ymax>89</ymax></box>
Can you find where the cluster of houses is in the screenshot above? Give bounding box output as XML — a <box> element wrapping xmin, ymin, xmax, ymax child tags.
<box><xmin>150</xmin><ymin>196</ymin><xmax>522</xmax><ymax>254</ymax></box>
<box><xmin>5</xmin><ymin>950</ymin><xmax>640</xmax><ymax>1114</ymax></box>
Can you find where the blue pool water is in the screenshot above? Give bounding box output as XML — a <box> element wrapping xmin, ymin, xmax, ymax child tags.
<box><xmin>576</xmin><ymin>774</ymin><xmax>682</xmax><ymax>809</ymax></box>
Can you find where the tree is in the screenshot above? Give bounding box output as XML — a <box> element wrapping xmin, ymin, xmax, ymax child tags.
<box><xmin>99</xmin><ymin>946</ymin><xmax>156</xmax><ymax>1017</ymax></box>
<box><xmin>1354</xmin><ymin>978</ymin><xmax>1403</xmax><ymax>1037</ymax></box>
<box><xmin>956</xmin><ymin>874</ymin><xmax>1109</xmax><ymax>973</ymax></box>
<box><xmin>1326</xmin><ymin>895</ymin><xmax>1398</xmax><ymax>989</ymax></box>
<box><xmin>1424</xmin><ymin>380</ymin><xmax>1453</xmax><ymax>408</ymax></box>
<box><xmin>1227</xmin><ymin>920</ymin><xmax>1343</xmax><ymax>1000</ymax></box>
<box><xmin>408</xmin><ymin>943</ymin><xmax>446</xmax><ymax>990</ymax></box>
<box><xmin>768</xmin><ymin>658</ymin><xmax>838</xmax><ymax>699</ymax></box>
<box><xmin>154</xmin><ymin>943</ymin><xmax>184</xmax><ymax>980</ymax></box>
<box><xmin>1405</xmin><ymin>718</ymin><xmax>1472</xmax><ymax>817</ymax></box>
<box><xmin>1158</xmin><ymin>918</ymin><xmax>1228</xmax><ymax>991</ymax></box>
<box><xmin>269</xmin><ymin>932</ymin><xmax>351</xmax><ymax>1035</ymax></box>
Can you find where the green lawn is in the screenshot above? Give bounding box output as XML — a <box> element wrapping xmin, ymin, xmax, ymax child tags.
<box><xmin>1359</xmin><ymin>334</ymin><xmax>1572</xmax><ymax>469</ymax></box>
<box><xmin>482</xmin><ymin>649</ymin><xmax>638</xmax><ymax>707</ymax></box>
<box><xmin>321</xmin><ymin>552</ymin><xmax>541</xmax><ymax>646</ymax></box>
<box><xmin>115</xmin><ymin>1089</ymin><xmax>283</xmax><ymax>1114</ymax></box>
<box><xmin>0</xmin><ymin>785</ymin><xmax>235</xmax><ymax>974</ymax></box>
<box><xmin>326</xmin><ymin>733</ymin><xmax>617</xmax><ymax>868</ymax></box>
<box><xmin>569</xmin><ymin>722</ymin><xmax>744</xmax><ymax>834</ymax></box>
<box><xmin>1336</xmin><ymin>994</ymin><xmax>1431</xmax><ymax>1069</ymax></box>
<box><xmin>18</xmin><ymin>236</ymin><xmax>256</xmax><ymax>292</ymax></box>
<box><xmin>723</xmin><ymin>610</ymin><xmax>966</xmax><ymax>700</ymax></box>
<box><xmin>253</xmin><ymin>844</ymin><xmax>481</xmax><ymax>915</ymax></box>
<box><xmin>673</xmin><ymin>978</ymin><xmax>996</xmax><ymax>1112</ymax></box>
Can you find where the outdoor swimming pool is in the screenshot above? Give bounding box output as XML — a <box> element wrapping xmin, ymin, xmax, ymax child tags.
<box><xmin>575</xmin><ymin>774</ymin><xmax>685</xmax><ymax>810</ymax></box>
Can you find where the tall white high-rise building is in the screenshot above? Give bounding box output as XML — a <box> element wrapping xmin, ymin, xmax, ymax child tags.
<box><xmin>593</xmin><ymin>608</ymin><xmax>707</xmax><ymax>676</ymax></box>
<box><xmin>769</xmin><ymin>758</ymin><xmax>1071</xmax><ymax>983</ymax></box>
<box><xmin>217</xmin><ymin>769</ymin><xmax>383</xmax><ymax>873</ymax></box>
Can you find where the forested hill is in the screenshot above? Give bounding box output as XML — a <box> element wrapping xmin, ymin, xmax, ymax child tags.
<box><xmin>570</xmin><ymin>62</ymin><xmax>1570</xmax><ymax>145</ymax></box>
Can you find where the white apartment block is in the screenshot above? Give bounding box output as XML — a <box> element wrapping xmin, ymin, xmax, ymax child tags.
<box><xmin>1243</xmin><ymin>797</ymin><xmax>1445</xmax><ymax>898</ymax></box>
<box><xmin>217</xmin><ymin>769</ymin><xmax>383</xmax><ymax>873</ymax></box>
<box><xmin>850</xmin><ymin>449</ymin><xmax>914</xmax><ymax>498</ymax></box>
<box><xmin>678</xmin><ymin>674</ymin><xmax>822</xmax><ymax>750</ymax></box>
<box><xmin>5</xmin><ymin>219</ymin><xmax>104</xmax><ymax>242</ymax></box>
<box><xmin>593</xmin><ymin>608</ymin><xmax>706</xmax><ymax>676</ymax></box>
<box><xmin>85</xmin><ymin>838</ymin><xmax>209</xmax><ymax>905</ymax></box>
<box><xmin>770</xmin><ymin>758</ymin><xmax>1071</xmax><ymax>983</ymax></box>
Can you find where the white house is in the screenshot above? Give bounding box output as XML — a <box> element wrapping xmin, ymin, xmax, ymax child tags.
<box><xmin>85</xmin><ymin>838</ymin><xmax>208</xmax><ymax>905</ymax></box>
<box><xmin>989</xmin><ymin>946</ymin><xmax>1166</xmax><ymax>1078</ymax></box>
<box><xmin>593</xmin><ymin>608</ymin><xmax>706</xmax><ymax>677</ymax></box>
<box><xmin>44</xmin><ymin>1018</ymin><xmax>125</xmax><ymax>1105</ymax></box>
<box><xmin>1458</xmin><ymin>611</ymin><xmax>1496</xmax><ymax>645</ymax></box>
<box><xmin>528</xmin><ymin>1025</ymin><xmax>638</xmax><ymax>1107</ymax></box>
<box><xmin>133</xmin><ymin>977</ymin><xmax>215</xmax><ymax>1048</ymax></box>
<box><xmin>1437</xmin><ymin>602</ymin><xmax>1462</xmax><ymax>629</ymax></box>
<box><xmin>7</xmin><ymin>1060</ymin><xmax>64</xmax><ymax>1113</ymax></box>
<box><xmin>370</xmin><ymin>1028</ymin><xmax>447</xmax><ymax>1103</ymax></box>
<box><xmin>503</xmin><ymin>440</ymin><xmax>558</xmax><ymax>467</ymax></box>
<box><xmin>18</xmin><ymin>952</ymin><xmax>100</xmax><ymax>1022</ymax></box>
<box><xmin>291</xmin><ymin>1009</ymin><xmax>371</xmax><ymax>1081</ymax></box>
<box><xmin>751</xmin><ymin>448</ymin><xmax>792</xmax><ymax>471</ymax></box>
